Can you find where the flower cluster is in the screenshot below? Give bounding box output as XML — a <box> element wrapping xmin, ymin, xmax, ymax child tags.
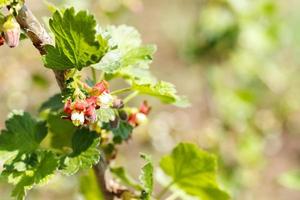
<box><xmin>63</xmin><ymin>81</ymin><xmax>115</xmax><ymax>126</ymax></box>
<box><xmin>128</xmin><ymin>101</ymin><xmax>151</xmax><ymax>127</ymax></box>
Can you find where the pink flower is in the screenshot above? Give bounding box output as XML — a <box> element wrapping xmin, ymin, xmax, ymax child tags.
<box><xmin>73</xmin><ymin>100</ymin><xmax>87</xmax><ymax>112</ymax></box>
<box><xmin>64</xmin><ymin>99</ymin><xmax>73</xmax><ymax>115</ymax></box>
<box><xmin>91</xmin><ymin>80</ymin><xmax>109</xmax><ymax>96</ymax></box>
<box><xmin>86</xmin><ymin>96</ymin><xmax>97</xmax><ymax>107</ymax></box>
<box><xmin>64</xmin><ymin>98</ymin><xmax>97</xmax><ymax>126</ymax></box>
<box><xmin>2</xmin><ymin>17</ymin><xmax>20</xmax><ymax>48</ymax></box>
<box><xmin>128</xmin><ymin>101</ymin><xmax>151</xmax><ymax>126</ymax></box>
<box><xmin>84</xmin><ymin>105</ymin><xmax>97</xmax><ymax>123</ymax></box>
<box><xmin>139</xmin><ymin>101</ymin><xmax>151</xmax><ymax>115</ymax></box>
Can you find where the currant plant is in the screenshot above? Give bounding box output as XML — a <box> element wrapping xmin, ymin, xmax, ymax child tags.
<box><xmin>0</xmin><ymin>1</ymin><xmax>229</xmax><ymax>200</ymax></box>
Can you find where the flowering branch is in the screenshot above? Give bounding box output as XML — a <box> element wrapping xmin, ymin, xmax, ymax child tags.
<box><xmin>15</xmin><ymin>4</ymin><xmax>113</xmax><ymax>199</ymax></box>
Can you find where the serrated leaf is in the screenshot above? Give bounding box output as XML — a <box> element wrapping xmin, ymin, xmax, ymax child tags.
<box><xmin>93</xmin><ymin>25</ymin><xmax>156</xmax><ymax>74</ymax></box>
<box><xmin>140</xmin><ymin>154</ymin><xmax>153</xmax><ymax>200</ymax></box>
<box><xmin>133</xmin><ymin>81</ymin><xmax>190</xmax><ymax>107</ymax></box>
<box><xmin>47</xmin><ymin>113</ymin><xmax>76</xmax><ymax>150</ymax></box>
<box><xmin>62</xmin><ymin>128</ymin><xmax>100</xmax><ymax>175</ymax></box>
<box><xmin>111</xmin><ymin>122</ymin><xmax>133</xmax><ymax>144</ymax></box>
<box><xmin>97</xmin><ymin>108</ymin><xmax>116</xmax><ymax>123</ymax></box>
<box><xmin>39</xmin><ymin>93</ymin><xmax>63</xmax><ymax>112</ymax></box>
<box><xmin>110</xmin><ymin>167</ymin><xmax>141</xmax><ymax>190</ymax></box>
<box><xmin>118</xmin><ymin>67</ymin><xmax>157</xmax><ymax>84</ymax></box>
<box><xmin>10</xmin><ymin>151</ymin><xmax>59</xmax><ymax>200</ymax></box>
<box><xmin>43</xmin><ymin>8</ymin><xmax>107</xmax><ymax>70</ymax></box>
<box><xmin>0</xmin><ymin>112</ymin><xmax>47</xmax><ymax>153</ymax></box>
<box><xmin>159</xmin><ymin>143</ymin><xmax>230</xmax><ymax>200</ymax></box>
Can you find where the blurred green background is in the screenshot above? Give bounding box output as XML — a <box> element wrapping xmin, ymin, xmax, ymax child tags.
<box><xmin>1</xmin><ymin>0</ymin><xmax>300</xmax><ymax>199</ymax></box>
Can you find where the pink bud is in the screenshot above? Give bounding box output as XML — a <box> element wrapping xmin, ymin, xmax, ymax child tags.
<box><xmin>64</xmin><ymin>99</ymin><xmax>73</xmax><ymax>115</ymax></box>
<box><xmin>73</xmin><ymin>100</ymin><xmax>87</xmax><ymax>112</ymax></box>
<box><xmin>91</xmin><ymin>80</ymin><xmax>109</xmax><ymax>96</ymax></box>
<box><xmin>2</xmin><ymin>17</ymin><xmax>20</xmax><ymax>48</ymax></box>
<box><xmin>86</xmin><ymin>96</ymin><xmax>97</xmax><ymax>107</ymax></box>
<box><xmin>0</xmin><ymin>36</ymin><xmax>4</xmax><ymax>46</ymax></box>
<box><xmin>139</xmin><ymin>101</ymin><xmax>151</xmax><ymax>115</ymax></box>
<box><xmin>128</xmin><ymin>113</ymin><xmax>137</xmax><ymax>126</ymax></box>
<box><xmin>84</xmin><ymin>106</ymin><xmax>97</xmax><ymax>123</ymax></box>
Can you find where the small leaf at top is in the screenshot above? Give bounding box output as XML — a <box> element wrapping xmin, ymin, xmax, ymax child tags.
<box><xmin>43</xmin><ymin>8</ymin><xmax>108</xmax><ymax>70</ymax></box>
<box><xmin>159</xmin><ymin>143</ymin><xmax>230</xmax><ymax>200</ymax></box>
<box><xmin>93</xmin><ymin>25</ymin><xmax>156</xmax><ymax>74</ymax></box>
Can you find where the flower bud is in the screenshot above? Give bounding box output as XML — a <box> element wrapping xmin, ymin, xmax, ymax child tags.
<box><xmin>84</xmin><ymin>105</ymin><xmax>97</xmax><ymax>123</ymax></box>
<box><xmin>2</xmin><ymin>16</ymin><xmax>20</xmax><ymax>48</ymax></box>
<box><xmin>128</xmin><ymin>113</ymin><xmax>137</xmax><ymax>126</ymax></box>
<box><xmin>118</xmin><ymin>110</ymin><xmax>128</xmax><ymax>121</ymax></box>
<box><xmin>109</xmin><ymin>117</ymin><xmax>120</xmax><ymax>129</ymax></box>
<box><xmin>73</xmin><ymin>100</ymin><xmax>87</xmax><ymax>112</ymax></box>
<box><xmin>91</xmin><ymin>80</ymin><xmax>109</xmax><ymax>96</ymax></box>
<box><xmin>64</xmin><ymin>99</ymin><xmax>73</xmax><ymax>115</ymax></box>
<box><xmin>139</xmin><ymin>101</ymin><xmax>151</xmax><ymax>115</ymax></box>
<box><xmin>135</xmin><ymin>113</ymin><xmax>148</xmax><ymax>124</ymax></box>
<box><xmin>0</xmin><ymin>36</ymin><xmax>4</xmax><ymax>46</ymax></box>
<box><xmin>71</xmin><ymin>111</ymin><xmax>85</xmax><ymax>126</ymax></box>
<box><xmin>86</xmin><ymin>96</ymin><xmax>97</xmax><ymax>107</ymax></box>
<box><xmin>113</xmin><ymin>99</ymin><xmax>124</xmax><ymax>109</ymax></box>
<box><xmin>97</xmin><ymin>92</ymin><xmax>114</xmax><ymax>108</ymax></box>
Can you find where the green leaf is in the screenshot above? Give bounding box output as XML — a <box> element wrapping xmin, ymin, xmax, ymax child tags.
<box><xmin>47</xmin><ymin>113</ymin><xmax>76</xmax><ymax>150</ymax></box>
<box><xmin>9</xmin><ymin>151</ymin><xmax>59</xmax><ymax>200</ymax></box>
<box><xmin>62</xmin><ymin>128</ymin><xmax>100</xmax><ymax>175</ymax></box>
<box><xmin>117</xmin><ymin>67</ymin><xmax>156</xmax><ymax>84</ymax></box>
<box><xmin>93</xmin><ymin>26</ymin><xmax>156</xmax><ymax>73</ymax></box>
<box><xmin>140</xmin><ymin>154</ymin><xmax>153</xmax><ymax>200</ymax></box>
<box><xmin>97</xmin><ymin>108</ymin><xmax>116</xmax><ymax>123</ymax></box>
<box><xmin>39</xmin><ymin>94</ymin><xmax>63</xmax><ymax>112</ymax></box>
<box><xmin>0</xmin><ymin>112</ymin><xmax>47</xmax><ymax>153</ymax></box>
<box><xmin>111</xmin><ymin>121</ymin><xmax>133</xmax><ymax>144</ymax></box>
<box><xmin>159</xmin><ymin>143</ymin><xmax>230</xmax><ymax>200</ymax></box>
<box><xmin>278</xmin><ymin>170</ymin><xmax>300</xmax><ymax>190</ymax></box>
<box><xmin>133</xmin><ymin>81</ymin><xmax>190</xmax><ymax>107</ymax></box>
<box><xmin>110</xmin><ymin>167</ymin><xmax>141</xmax><ymax>190</ymax></box>
<box><xmin>43</xmin><ymin>8</ymin><xmax>107</xmax><ymax>70</ymax></box>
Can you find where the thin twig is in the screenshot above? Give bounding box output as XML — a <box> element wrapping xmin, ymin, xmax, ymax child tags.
<box><xmin>111</xmin><ymin>87</ymin><xmax>132</xmax><ymax>95</ymax></box>
<box><xmin>156</xmin><ymin>181</ymin><xmax>174</xmax><ymax>200</ymax></box>
<box><xmin>123</xmin><ymin>91</ymin><xmax>139</xmax><ymax>104</ymax></box>
<box><xmin>91</xmin><ymin>68</ymin><xmax>97</xmax><ymax>83</ymax></box>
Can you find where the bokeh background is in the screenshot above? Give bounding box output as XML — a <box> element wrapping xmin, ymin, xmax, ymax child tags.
<box><xmin>1</xmin><ymin>0</ymin><xmax>300</xmax><ymax>199</ymax></box>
